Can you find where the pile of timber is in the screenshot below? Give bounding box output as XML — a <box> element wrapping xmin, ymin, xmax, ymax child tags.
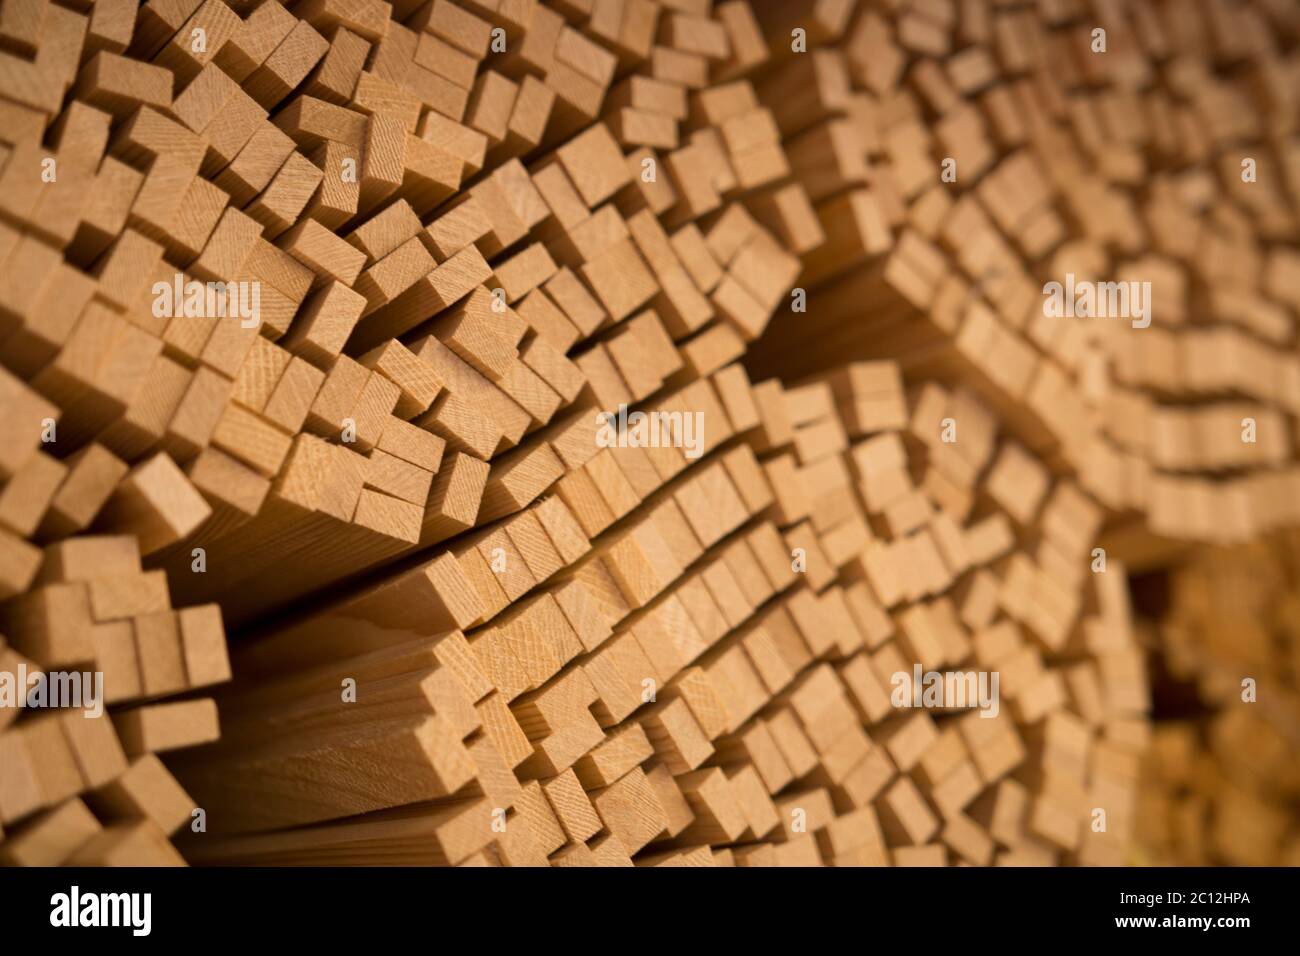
<box><xmin>169</xmin><ymin>368</ymin><xmax>1149</xmax><ymax>866</ymax></box>
<box><xmin>0</xmin><ymin>0</ymin><xmax>1290</xmax><ymax>866</ymax></box>
<box><xmin>745</xmin><ymin>0</ymin><xmax>1300</xmax><ymax>550</ymax></box>
<box><xmin>1135</xmin><ymin>533</ymin><xmax>1300</xmax><ymax>867</ymax></box>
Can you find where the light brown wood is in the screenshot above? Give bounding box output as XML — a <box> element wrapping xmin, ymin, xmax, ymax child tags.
<box><xmin>0</xmin><ymin>0</ymin><xmax>1291</xmax><ymax>873</ymax></box>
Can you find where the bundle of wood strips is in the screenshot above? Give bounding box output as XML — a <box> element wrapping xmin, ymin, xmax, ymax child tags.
<box><xmin>0</xmin><ymin>0</ymin><xmax>1294</xmax><ymax>866</ymax></box>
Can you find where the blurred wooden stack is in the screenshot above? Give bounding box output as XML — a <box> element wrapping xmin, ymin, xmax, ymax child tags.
<box><xmin>746</xmin><ymin>0</ymin><xmax>1300</xmax><ymax>550</ymax></box>
<box><xmin>0</xmin><ymin>533</ymin><xmax>229</xmax><ymax>864</ymax></box>
<box><xmin>0</xmin><ymin>0</ymin><xmax>1291</xmax><ymax>867</ymax></box>
<box><xmin>1135</xmin><ymin>534</ymin><xmax>1300</xmax><ymax>866</ymax></box>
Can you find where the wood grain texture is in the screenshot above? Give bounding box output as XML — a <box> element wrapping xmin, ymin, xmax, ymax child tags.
<box><xmin>1</xmin><ymin>0</ymin><xmax>1296</xmax><ymax>871</ymax></box>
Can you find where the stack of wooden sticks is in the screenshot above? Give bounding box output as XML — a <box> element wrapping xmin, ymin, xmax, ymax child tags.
<box><xmin>171</xmin><ymin>368</ymin><xmax>1150</xmax><ymax>866</ymax></box>
<box><xmin>0</xmin><ymin>0</ymin><xmax>1293</xmax><ymax>866</ymax></box>
<box><xmin>1134</xmin><ymin>534</ymin><xmax>1300</xmax><ymax>867</ymax></box>
<box><xmin>746</xmin><ymin>0</ymin><xmax>1300</xmax><ymax>551</ymax></box>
